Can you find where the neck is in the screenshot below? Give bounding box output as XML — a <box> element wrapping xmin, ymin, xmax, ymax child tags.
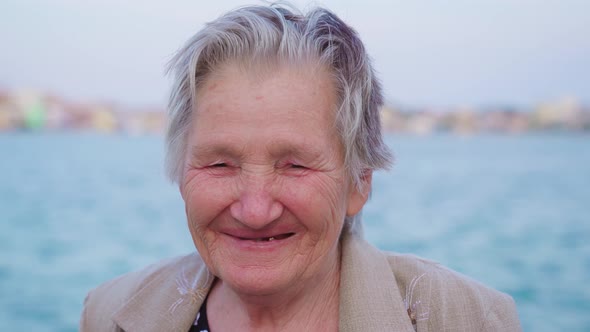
<box><xmin>207</xmin><ymin>248</ymin><xmax>341</xmax><ymax>331</ymax></box>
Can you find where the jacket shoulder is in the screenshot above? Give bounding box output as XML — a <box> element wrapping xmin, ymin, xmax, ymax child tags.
<box><xmin>385</xmin><ymin>253</ymin><xmax>522</xmax><ymax>331</ymax></box>
<box><xmin>80</xmin><ymin>253</ymin><xmax>203</xmax><ymax>332</ymax></box>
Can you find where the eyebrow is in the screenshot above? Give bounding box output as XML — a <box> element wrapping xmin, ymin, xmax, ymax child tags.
<box><xmin>189</xmin><ymin>144</ymin><xmax>240</xmax><ymax>160</ymax></box>
<box><xmin>189</xmin><ymin>139</ymin><xmax>328</xmax><ymax>161</ymax></box>
<box><xmin>269</xmin><ymin>143</ymin><xmax>325</xmax><ymax>161</ymax></box>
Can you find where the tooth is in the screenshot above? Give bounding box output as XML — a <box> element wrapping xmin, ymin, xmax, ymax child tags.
<box><xmin>268</xmin><ymin>237</ymin><xmax>275</xmax><ymax>241</ymax></box>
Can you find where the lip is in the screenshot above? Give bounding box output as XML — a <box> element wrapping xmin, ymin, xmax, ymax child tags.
<box><xmin>221</xmin><ymin>231</ymin><xmax>298</xmax><ymax>251</ymax></box>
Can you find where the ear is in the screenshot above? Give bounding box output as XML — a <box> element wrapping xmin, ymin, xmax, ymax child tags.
<box><xmin>346</xmin><ymin>170</ymin><xmax>372</xmax><ymax>216</ymax></box>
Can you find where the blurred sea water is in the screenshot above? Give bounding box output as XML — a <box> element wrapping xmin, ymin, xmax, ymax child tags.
<box><xmin>0</xmin><ymin>133</ymin><xmax>588</xmax><ymax>331</ymax></box>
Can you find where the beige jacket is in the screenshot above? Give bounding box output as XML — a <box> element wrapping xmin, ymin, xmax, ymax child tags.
<box><xmin>80</xmin><ymin>230</ymin><xmax>522</xmax><ymax>331</ymax></box>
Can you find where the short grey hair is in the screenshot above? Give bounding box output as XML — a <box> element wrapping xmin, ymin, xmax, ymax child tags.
<box><xmin>165</xmin><ymin>4</ymin><xmax>393</xmax><ymax>234</ymax></box>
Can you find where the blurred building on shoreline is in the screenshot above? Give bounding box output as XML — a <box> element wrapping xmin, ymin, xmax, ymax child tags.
<box><xmin>0</xmin><ymin>89</ymin><xmax>165</xmax><ymax>135</ymax></box>
<box><xmin>380</xmin><ymin>97</ymin><xmax>589</xmax><ymax>135</ymax></box>
<box><xmin>0</xmin><ymin>89</ymin><xmax>588</xmax><ymax>135</ymax></box>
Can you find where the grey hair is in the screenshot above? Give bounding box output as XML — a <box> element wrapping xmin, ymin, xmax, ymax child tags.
<box><xmin>165</xmin><ymin>3</ymin><xmax>393</xmax><ymax>235</ymax></box>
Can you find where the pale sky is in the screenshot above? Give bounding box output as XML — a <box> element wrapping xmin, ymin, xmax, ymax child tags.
<box><xmin>1</xmin><ymin>0</ymin><xmax>589</xmax><ymax>108</ymax></box>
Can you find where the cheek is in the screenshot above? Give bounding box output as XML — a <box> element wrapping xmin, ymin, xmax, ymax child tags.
<box><xmin>280</xmin><ymin>174</ymin><xmax>348</xmax><ymax>233</ymax></box>
<box><xmin>182</xmin><ymin>171</ymin><xmax>236</xmax><ymax>227</ymax></box>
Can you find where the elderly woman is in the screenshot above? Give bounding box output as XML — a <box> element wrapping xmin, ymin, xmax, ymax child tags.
<box><xmin>81</xmin><ymin>4</ymin><xmax>521</xmax><ymax>332</ymax></box>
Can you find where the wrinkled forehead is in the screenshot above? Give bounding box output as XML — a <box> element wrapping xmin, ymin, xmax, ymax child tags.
<box><xmin>187</xmin><ymin>61</ymin><xmax>346</xmax><ymax>162</ymax></box>
<box><xmin>193</xmin><ymin>60</ymin><xmax>341</xmax><ymax>122</ymax></box>
<box><xmin>188</xmin><ymin>59</ymin><xmax>346</xmax><ymax>158</ymax></box>
<box><xmin>196</xmin><ymin>58</ymin><xmax>335</xmax><ymax>97</ymax></box>
<box><xmin>189</xmin><ymin>60</ymin><xmax>344</xmax><ymax>150</ymax></box>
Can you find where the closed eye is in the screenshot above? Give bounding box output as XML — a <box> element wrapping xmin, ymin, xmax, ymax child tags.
<box><xmin>203</xmin><ymin>162</ymin><xmax>236</xmax><ymax>176</ymax></box>
<box><xmin>210</xmin><ymin>163</ymin><xmax>228</xmax><ymax>168</ymax></box>
<box><xmin>290</xmin><ymin>164</ymin><xmax>307</xmax><ymax>169</ymax></box>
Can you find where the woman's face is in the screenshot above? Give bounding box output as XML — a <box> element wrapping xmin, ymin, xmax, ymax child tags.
<box><xmin>181</xmin><ymin>63</ymin><xmax>369</xmax><ymax>296</ymax></box>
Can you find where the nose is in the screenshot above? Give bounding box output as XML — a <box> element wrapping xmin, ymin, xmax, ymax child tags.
<box><xmin>230</xmin><ymin>181</ymin><xmax>284</xmax><ymax>229</ymax></box>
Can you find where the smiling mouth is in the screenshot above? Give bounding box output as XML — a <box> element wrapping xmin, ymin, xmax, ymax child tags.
<box><xmin>237</xmin><ymin>233</ymin><xmax>295</xmax><ymax>242</ymax></box>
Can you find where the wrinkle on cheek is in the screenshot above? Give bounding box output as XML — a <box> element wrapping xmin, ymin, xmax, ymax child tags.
<box><xmin>313</xmin><ymin>173</ymin><xmax>349</xmax><ymax>211</ymax></box>
<box><xmin>288</xmin><ymin>175</ymin><xmax>348</xmax><ymax>258</ymax></box>
<box><xmin>186</xmin><ymin>206</ymin><xmax>222</xmax><ymax>269</ymax></box>
<box><xmin>185</xmin><ymin>205</ymin><xmax>203</xmax><ymax>237</ymax></box>
<box><xmin>205</xmin><ymin>236</ymin><xmax>222</xmax><ymax>260</ymax></box>
<box><xmin>182</xmin><ymin>170</ymin><xmax>206</xmax><ymax>198</ymax></box>
<box><xmin>184</xmin><ymin>169</ymin><xmax>236</xmax><ymax>201</ymax></box>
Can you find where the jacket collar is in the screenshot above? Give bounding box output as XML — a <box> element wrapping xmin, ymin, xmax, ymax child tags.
<box><xmin>338</xmin><ymin>229</ymin><xmax>415</xmax><ymax>331</ymax></box>
<box><xmin>113</xmin><ymin>253</ymin><xmax>212</xmax><ymax>332</ymax></box>
<box><xmin>113</xmin><ymin>231</ymin><xmax>414</xmax><ymax>331</ymax></box>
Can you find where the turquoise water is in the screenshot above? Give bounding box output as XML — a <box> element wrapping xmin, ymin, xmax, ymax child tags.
<box><xmin>1</xmin><ymin>133</ymin><xmax>588</xmax><ymax>331</ymax></box>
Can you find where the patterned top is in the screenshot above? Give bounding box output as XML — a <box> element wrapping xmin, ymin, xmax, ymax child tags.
<box><xmin>188</xmin><ymin>298</ymin><xmax>209</xmax><ymax>332</ymax></box>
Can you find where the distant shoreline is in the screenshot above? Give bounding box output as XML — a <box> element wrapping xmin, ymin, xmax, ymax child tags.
<box><xmin>1</xmin><ymin>91</ymin><xmax>588</xmax><ymax>135</ymax></box>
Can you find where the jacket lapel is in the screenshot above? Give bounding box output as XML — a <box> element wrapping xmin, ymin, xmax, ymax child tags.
<box><xmin>339</xmin><ymin>230</ymin><xmax>415</xmax><ymax>332</ymax></box>
<box><xmin>112</xmin><ymin>232</ymin><xmax>414</xmax><ymax>331</ymax></box>
<box><xmin>113</xmin><ymin>253</ymin><xmax>214</xmax><ymax>332</ymax></box>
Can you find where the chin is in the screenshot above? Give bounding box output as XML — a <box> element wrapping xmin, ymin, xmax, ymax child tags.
<box><xmin>220</xmin><ymin>264</ymin><xmax>300</xmax><ymax>296</ymax></box>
